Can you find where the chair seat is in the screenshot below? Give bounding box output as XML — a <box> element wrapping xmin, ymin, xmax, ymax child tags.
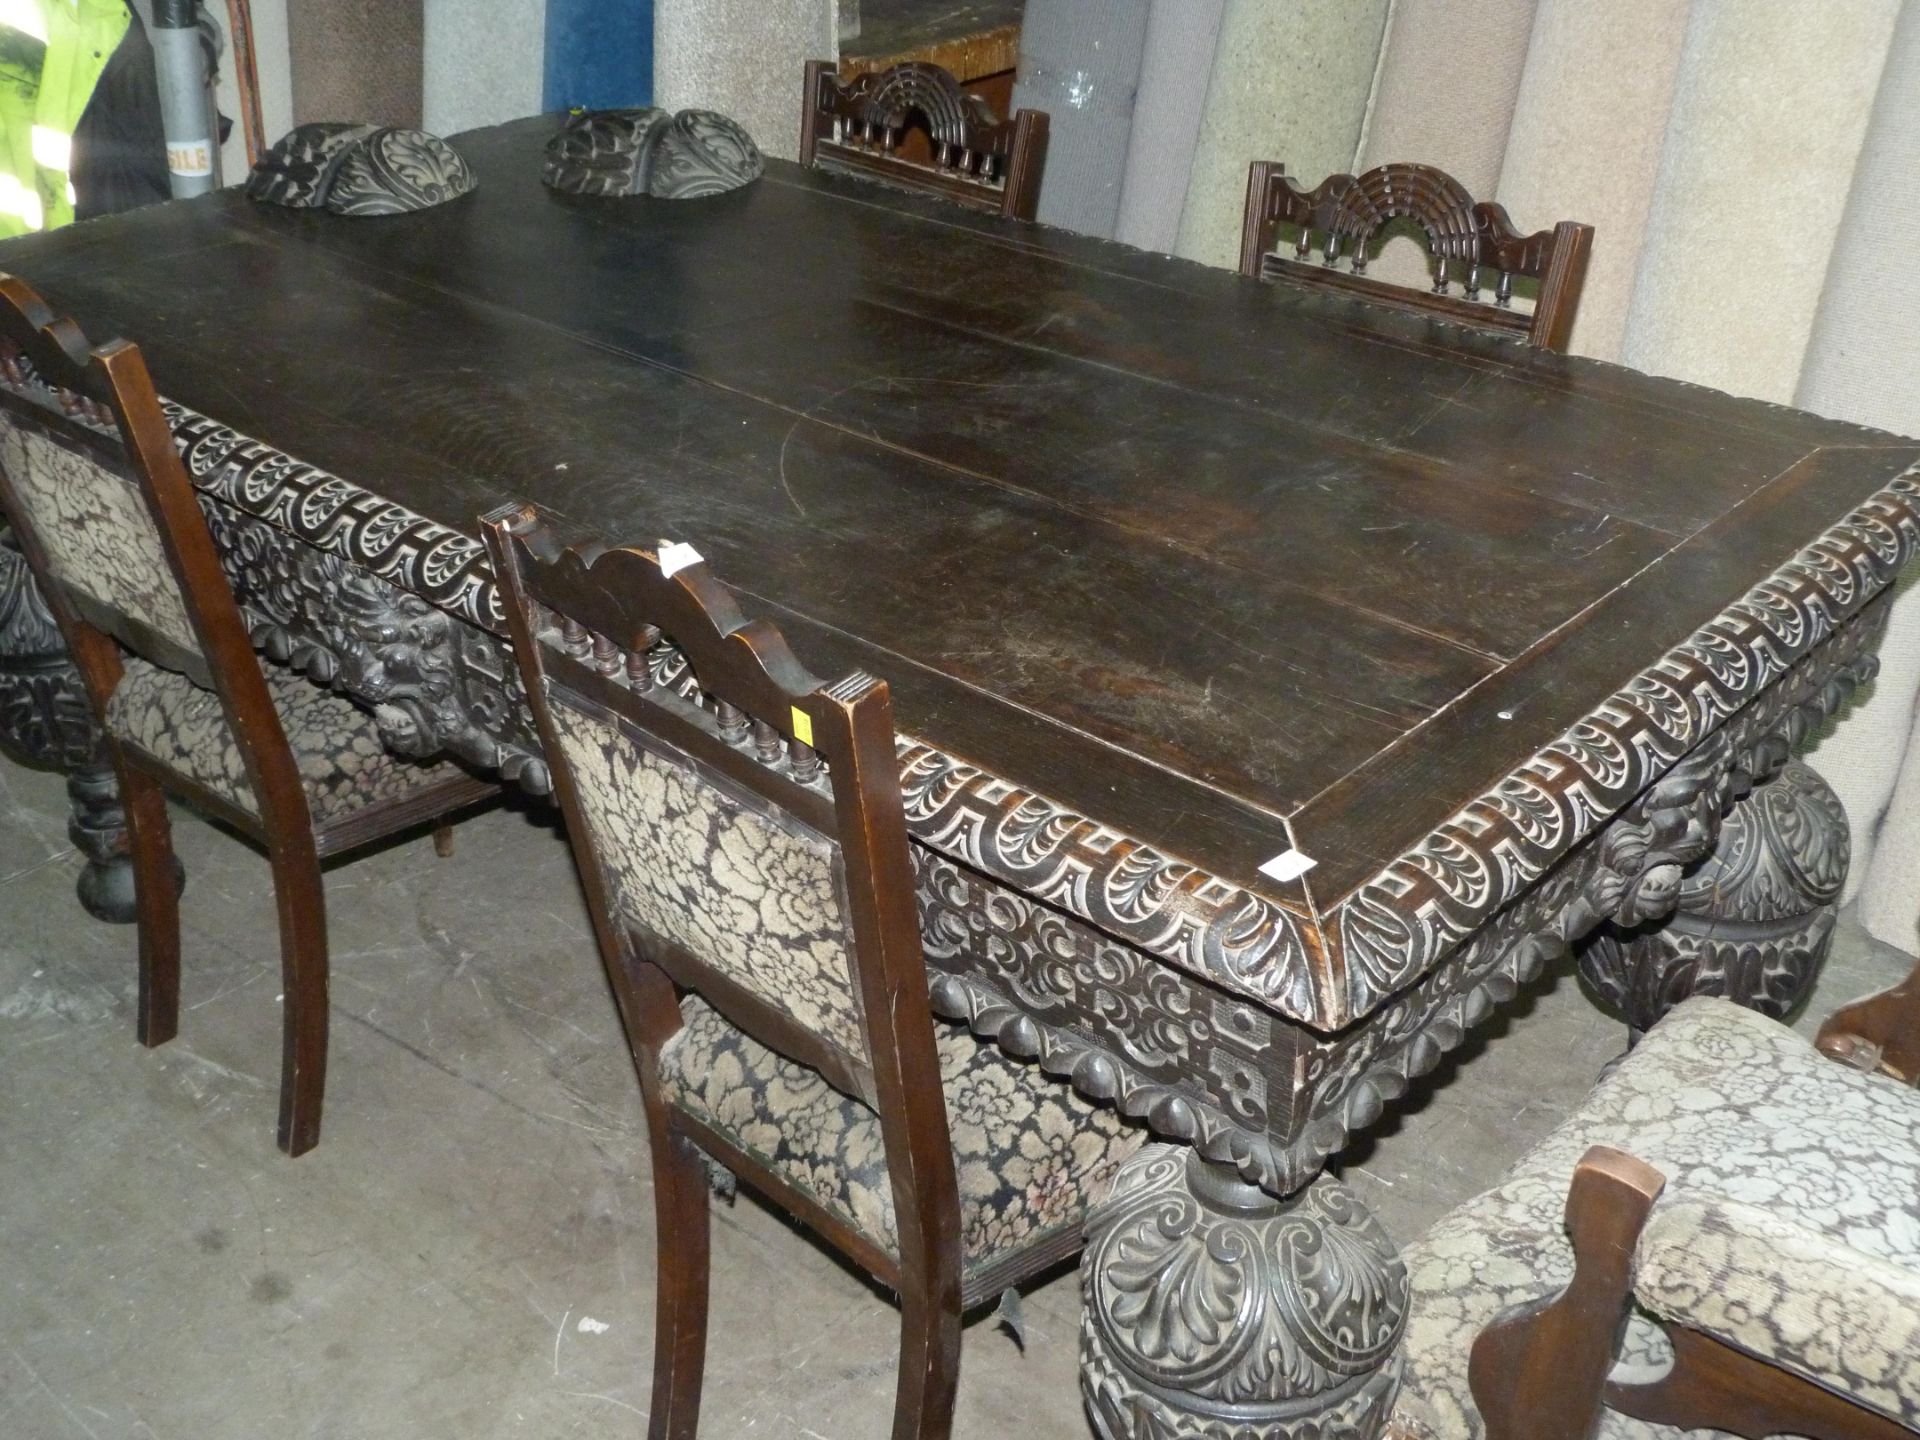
<box><xmin>105</xmin><ymin>655</ymin><xmax>476</xmax><ymax>829</ymax></box>
<box><xmin>1391</xmin><ymin>998</ymin><xmax>1920</xmax><ymax>1440</ymax></box>
<box><xmin>658</xmin><ymin>994</ymin><xmax>1145</xmax><ymax>1290</ymax></box>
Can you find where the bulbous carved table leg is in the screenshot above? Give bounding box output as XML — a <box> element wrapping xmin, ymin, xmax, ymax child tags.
<box><xmin>0</xmin><ymin>531</ymin><xmax>149</xmax><ymax>922</ymax></box>
<box><xmin>1081</xmin><ymin>1143</ymin><xmax>1408</xmax><ymax>1440</ymax></box>
<box><xmin>1579</xmin><ymin>757</ymin><xmax>1847</xmax><ymax>1036</ymax></box>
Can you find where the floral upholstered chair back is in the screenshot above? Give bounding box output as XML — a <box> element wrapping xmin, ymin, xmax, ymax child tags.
<box><xmin>483</xmin><ymin>502</ymin><xmax>949</xmax><ymax>1123</ymax></box>
<box><xmin>0</xmin><ymin>278</ymin><xmax>230</xmax><ymax>688</ymax></box>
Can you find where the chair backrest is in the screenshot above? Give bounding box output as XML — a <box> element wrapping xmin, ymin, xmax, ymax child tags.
<box><xmin>0</xmin><ymin>274</ymin><xmax>308</xmax><ymax>830</ymax></box>
<box><xmin>483</xmin><ymin>501</ymin><xmax>955</xmax><ymax>1186</ymax></box>
<box><xmin>798</xmin><ymin>59</ymin><xmax>1048</xmax><ymax>222</ymax></box>
<box><xmin>1238</xmin><ymin>161</ymin><xmax>1594</xmax><ymax>352</ymax></box>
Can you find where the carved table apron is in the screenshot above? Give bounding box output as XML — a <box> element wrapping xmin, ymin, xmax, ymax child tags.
<box><xmin>55</xmin><ymin>395</ymin><xmax>1889</xmax><ymax>1438</ymax></box>
<box><xmin>4</xmin><ymin>118</ymin><xmax>1919</xmax><ymax>1437</ymax></box>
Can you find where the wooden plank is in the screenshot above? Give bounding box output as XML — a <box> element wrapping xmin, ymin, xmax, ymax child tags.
<box><xmin>7</xmin><ymin>116</ymin><xmax>1918</xmax><ymax>914</ymax></box>
<box><xmin>1295</xmin><ymin>441</ymin><xmax>1920</xmax><ymax>902</ymax></box>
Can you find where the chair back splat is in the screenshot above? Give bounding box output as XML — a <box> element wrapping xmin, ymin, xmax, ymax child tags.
<box><xmin>799</xmin><ymin>59</ymin><xmax>1048</xmax><ymax>221</ymax></box>
<box><xmin>0</xmin><ymin>274</ymin><xmax>310</xmax><ymax>842</ymax></box>
<box><xmin>1238</xmin><ymin>161</ymin><xmax>1593</xmax><ymax>352</ymax></box>
<box><xmin>0</xmin><ymin>274</ymin><xmax>495</xmax><ymax>1157</ymax></box>
<box><xmin>482</xmin><ymin>497</ymin><xmax>963</xmax><ymax>1304</ymax></box>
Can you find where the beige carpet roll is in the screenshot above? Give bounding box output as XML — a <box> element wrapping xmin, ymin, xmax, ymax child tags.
<box><xmin>1114</xmin><ymin>0</ymin><xmax>1225</xmax><ymax>254</ymax></box>
<box><xmin>1794</xmin><ymin>0</ymin><xmax>1920</xmax><ymax>946</ymax></box>
<box><xmin>653</xmin><ymin>0</ymin><xmax>837</xmax><ymax>161</ymax></box>
<box><xmin>1620</xmin><ymin>0</ymin><xmax>1900</xmax><ymax>402</ymax></box>
<box><xmin>1174</xmin><ymin>0</ymin><xmax>1390</xmax><ymax>271</ymax></box>
<box><xmin>1352</xmin><ymin>0</ymin><xmax>1536</xmax><ymax>289</ymax></box>
<box><xmin>1493</xmin><ymin>0</ymin><xmax>1687</xmax><ymax>361</ymax></box>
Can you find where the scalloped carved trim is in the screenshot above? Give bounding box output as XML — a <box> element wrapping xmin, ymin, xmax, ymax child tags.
<box><xmin>118</xmin><ymin>393</ymin><xmax>1920</xmax><ymax>1033</ymax></box>
<box><xmin>919</xmin><ymin>604</ymin><xmax>1884</xmax><ymax>1197</ymax></box>
<box><xmin>1333</xmin><ymin>469</ymin><xmax>1920</xmax><ymax>1024</ymax></box>
<box><xmin>898</xmin><ymin>740</ymin><xmax>1322</xmax><ymax>1022</ymax></box>
<box><xmin>162</xmin><ymin>401</ymin><xmax>502</xmax><ymax>632</ymax></box>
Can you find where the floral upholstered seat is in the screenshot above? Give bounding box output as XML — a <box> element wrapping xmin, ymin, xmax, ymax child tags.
<box><xmin>106</xmin><ymin>655</ymin><xmax>472</xmax><ymax>825</ymax></box>
<box><xmin>659</xmin><ymin>995</ymin><xmax>1147</xmax><ymax>1286</ymax></box>
<box><xmin>1391</xmin><ymin>997</ymin><xmax>1920</xmax><ymax>1439</ymax></box>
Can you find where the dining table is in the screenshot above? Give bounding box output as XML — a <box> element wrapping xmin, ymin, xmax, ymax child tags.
<box><xmin>1</xmin><ymin>113</ymin><xmax>1915</xmax><ymax>1438</ymax></box>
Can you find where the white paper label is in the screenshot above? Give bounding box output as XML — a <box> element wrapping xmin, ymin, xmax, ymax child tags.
<box><xmin>1258</xmin><ymin>849</ymin><xmax>1317</xmax><ymax>884</ymax></box>
<box><xmin>166</xmin><ymin>141</ymin><xmax>213</xmax><ymax>178</ymax></box>
<box><xmin>657</xmin><ymin>541</ymin><xmax>703</xmax><ymax>577</ymax></box>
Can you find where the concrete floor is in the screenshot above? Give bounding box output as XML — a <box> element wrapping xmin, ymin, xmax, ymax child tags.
<box><xmin>0</xmin><ymin>759</ymin><xmax>1912</xmax><ymax>1440</ymax></box>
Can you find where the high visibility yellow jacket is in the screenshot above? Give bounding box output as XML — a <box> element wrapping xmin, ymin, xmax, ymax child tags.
<box><xmin>0</xmin><ymin>0</ymin><xmax>131</xmax><ymax>237</ymax></box>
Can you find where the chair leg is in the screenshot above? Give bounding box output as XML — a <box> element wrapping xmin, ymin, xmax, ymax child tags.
<box><xmin>123</xmin><ymin>768</ymin><xmax>181</xmax><ymax>1048</ymax></box>
<box><xmin>1817</xmin><ymin>954</ymin><xmax>1920</xmax><ymax>1083</ymax></box>
<box><xmin>890</xmin><ymin>1283</ymin><xmax>961</xmax><ymax>1440</ymax></box>
<box><xmin>648</xmin><ymin>1125</ymin><xmax>712</xmax><ymax>1440</ymax></box>
<box><xmin>269</xmin><ymin>847</ymin><xmax>329</xmax><ymax>1157</ymax></box>
<box><xmin>1469</xmin><ymin>1146</ymin><xmax>1666</xmax><ymax>1440</ymax></box>
<box><xmin>432</xmin><ymin>823</ymin><xmax>455</xmax><ymax>859</ymax></box>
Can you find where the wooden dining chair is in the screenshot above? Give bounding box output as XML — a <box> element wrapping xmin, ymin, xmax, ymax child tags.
<box><xmin>0</xmin><ymin>274</ymin><xmax>496</xmax><ymax>1156</ymax></box>
<box><xmin>1238</xmin><ymin>160</ymin><xmax>1594</xmax><ymax>352</ymax></box>
<box><xmin>799</xmin><ymin>59</ymin><xmax>1048</xmax><ymax>221</ymax></box>
<box><xmin>1386</xmin><ymin>962</ymin><xmax>1920</xmax><ymax>1440</ymax></box>
<box><xmin>483</xmin><ymin>502</ymin><xmax>1141</xmax><ymax>1439</ymax></box>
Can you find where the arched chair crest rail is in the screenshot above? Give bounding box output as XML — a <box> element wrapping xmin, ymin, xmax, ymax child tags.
<box><xmin>481</xmin><ymin>502</ymin><xmax>1140</xmax><ymax>1439</ymax></box>
<box><xmin>798</xmin><ymin>58</ymin><xmax>1048</xmax><ymax>221</ymax></box>
<box><xmin>1239</xmin><ymin>161</ymin><xmax>1594</xmax><ymax>353</ymax></box>
<box><xmin>0</xmin><ymin>274</ymin><xmax>496</xmax><ymax>1156</ymax></box>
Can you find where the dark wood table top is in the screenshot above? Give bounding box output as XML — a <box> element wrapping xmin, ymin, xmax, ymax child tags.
<box><xmin>6</xmin><ymin>116</ymin><xmax>1917</xmax><ymax>1031</ymax></box>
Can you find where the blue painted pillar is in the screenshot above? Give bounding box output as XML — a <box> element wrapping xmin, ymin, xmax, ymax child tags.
<box><xmin>543</xmin><ymin>0</ymin><xmax>653</xmax><ymax>111</ymax></box>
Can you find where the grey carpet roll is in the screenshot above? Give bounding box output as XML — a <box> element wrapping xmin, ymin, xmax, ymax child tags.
<box><xmin>1175</xmin><ymin>0</ymin><xmax>1390</xmax><ymax>270</ymax></box>
<box><xmin>1354</xmin><ymin>0</ymin><xmax>1536</xmax><ymax>290</ymax></box>
<box><xmin>653</xmin><ymin>0</ymin><xmax>837</xmax><ymax>162</ymax></box>
<box><xmin>1010</xmin><ymin>0</ymin><xmax>1151</xmax><ymax>238</ymax></box>
<box><xmin>1493</xmin><ymin>0</ymin><xmax>1688</xmax><ymax>361</ymax></box>
<box><xmin>1795</xmin><ymin>0</ymin><xmax>1920</xmax><ymax>944</ymax></box>
<box><xmin>288</xmin><ymin>0</ymin><xmax>424</xmax><ymax>130</ymax></box>
<box><xmin>1619</xmin><ymin>0</ymin><xmax>1900</xmax><ymax>402</ymax></box>
<box><xmin>1114</xmin><ymin>0</ymin><xmax>1223</xmax><ymax>254</ymax></box>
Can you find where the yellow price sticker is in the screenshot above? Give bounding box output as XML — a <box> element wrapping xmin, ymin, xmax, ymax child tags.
<box><xmin>790</xmin><ymin>706</ymin><xmax>814</xmax><ymax>747</ymax></box>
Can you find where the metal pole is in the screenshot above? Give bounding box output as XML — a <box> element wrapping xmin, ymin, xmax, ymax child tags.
<box><xmin>150</xmin><ymin>0</ymin><xmax>216</xmax><ymax>197</ymax></box>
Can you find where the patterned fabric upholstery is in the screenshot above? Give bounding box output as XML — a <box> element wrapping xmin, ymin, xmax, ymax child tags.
<box><xmin>0</xmin><ymin>417</ymin><xmax>201</xmax><ymax>657</ymax></box>
<box><xmin>658</xmin><ymin>995</ymin><xmax>1146</xmax><ymax>1279</ymax></box>
<box><xmin>1391</xmin><ymin>998</ymin><xmax>1920</xmax><ymax>1440</ymax></box>
<box><xmin>1636</xmin><ymin>1197</ymin><xmax>1920</xmax><ymax>1427</ymax></box>
<box><xmin>105</xmin><ymin>655</ymin><xmax>470</xmax><ymax>824</ymax></box>
<box><xmin>545</xmin><ymin>698</ymin><xmax>867</xmax><ymax>1058</ymax></box>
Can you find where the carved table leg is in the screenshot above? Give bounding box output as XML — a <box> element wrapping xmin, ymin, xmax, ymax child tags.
<box><xmin>1081</xmin><ymin>1143</ymin><xmax>1408</xmax><ymax>1440</ymax></box>
<box><xmin>1579</xmin><ymin>757</ymin><xmax>1847</xmax><ymax>1036</ymax></box>
<box><xmin>0</xmin><ymin>528</ymin><xmax>155</xmax><ymax>923</ymax></box>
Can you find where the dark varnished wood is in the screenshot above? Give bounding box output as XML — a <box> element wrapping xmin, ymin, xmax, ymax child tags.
<box><xmin>3</xmin><ymin>117</ymin><xmax>1916</xmax><ymax>1021</ymax></box>
<box><xmin>0</xmin><ymin>276</ymin><xmax>495</xmax><ymax>1155</ymax></box>
<box><xmin>1608</xmin><ymin>1325</ymin><xmax>1919</xmax><ymax>1440</ymax></box>
<box><xmin>1469</xmin><ymin>1146</ymin><xmax>1664</xmax><ymax>1440</ymax></box>
<box><xmin>1817</xmin><ymin>954</ymin><xmax>1920</xmax><ymax>1083</ymax></box>
<box><xmin>485</xmin><ymin>504</ymin><xmax>976</xmax><ymax>1438</ymax></box>
<box><xmin>1239</xmin><ymin>161</ymin><xmax>1593</xmax><ymax>352</ymax></box>
<box><xmin>800</xmin><ymin>59</ymin><xmax>1046</xmax><ymax>221</ymax></box>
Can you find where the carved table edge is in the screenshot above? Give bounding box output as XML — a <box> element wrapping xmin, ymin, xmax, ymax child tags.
<box><xmin>1329</xmin><ymin>466</ymin><xmax>1920</xmax><ymax>1024</ymax></box>
<box><xmin>145</xmin><ymin>398</ymin><xmax>1920</xmax><ymax>1035</ymax></box>
<box><xmin>931</xmin><ymin>603</ymin><xmax>1885</xmax><ymax>1197</ymax></box>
